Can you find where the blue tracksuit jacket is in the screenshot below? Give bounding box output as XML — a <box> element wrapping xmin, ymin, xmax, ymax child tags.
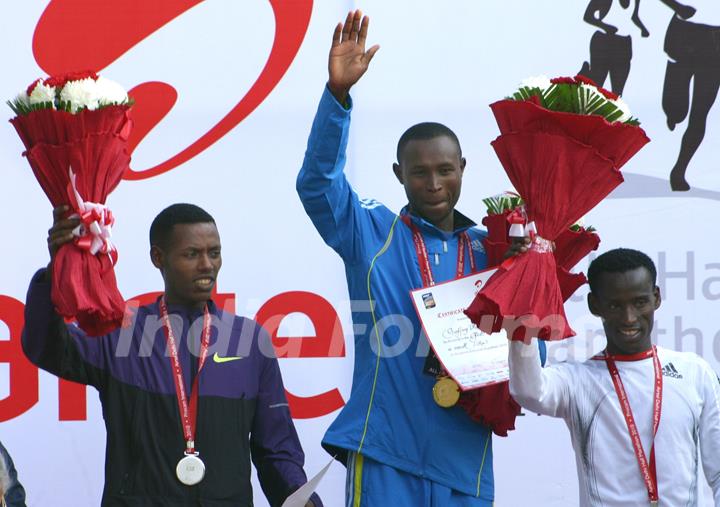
<box><xmin>297</xmin><ymin>86</ymin><xmax>494</xmax><ymax>500</ymax></box>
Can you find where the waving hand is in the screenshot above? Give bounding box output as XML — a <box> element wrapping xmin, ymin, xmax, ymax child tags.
<box><xmin>328</xmin><ymin>10</ymin><xmax>380</xmax><ymax>104</ymax></box>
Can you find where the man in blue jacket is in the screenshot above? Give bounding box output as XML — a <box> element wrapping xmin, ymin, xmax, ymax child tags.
<box><xmin>23</xmin><ymin>203</ymin><xmax>320</xmax><ymax>507</ymax></box>
<box><xmin>297</xmin><ymin>10</ymin><xmax>495</xmax><ymax>507</ymax></box>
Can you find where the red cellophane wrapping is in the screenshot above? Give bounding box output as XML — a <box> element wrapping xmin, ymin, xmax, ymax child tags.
<box><xmin>458</xmin><ymin>210</ymin><xmax>602</xmax><ymax>435</ymax></box>
<box><xmin>482</xmin><ymin>211</ymin><xmax>601</xmax><ymax>301</ymax></box>
<box><xmin>465</xmin><ymin>99</ymin><xmax>648</xmax><ymax>342</ymax></box>
<box><xmin>10</xmin><ymin>106</ymin><xmax>132</xmax><ymax>336</ymax></box>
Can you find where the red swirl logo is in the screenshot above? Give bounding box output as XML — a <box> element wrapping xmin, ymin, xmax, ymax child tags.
<box><xmin>32</xmin><ymin>0</ymin><xmax>313</xmax><ymax>180</ymax></box>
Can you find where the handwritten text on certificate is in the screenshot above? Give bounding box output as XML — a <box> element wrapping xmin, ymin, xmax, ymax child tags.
<box><xmin>410</xmin><ymin>268</ymin><xmax>508</xmax><ymax>391</ymax></box>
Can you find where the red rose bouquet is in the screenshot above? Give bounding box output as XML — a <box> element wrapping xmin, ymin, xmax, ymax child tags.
<box><xmin>480</xmin><ymin>193</ymin><xmax>601</xmax><ymax>300</ymax></box>
<box><xmin>9</xmin><ymin>71</ymin><xmax>133</xmax><ymax>336</ymax></box>
<box><xmin>465</xmin><ymin>75</ymin><xmax>649</xmax><ymax>343</ymax></box>
<box><xmin>458</xmin><ymin>193</ymin><xmax>600</xmax><ymax>436</ymax></box>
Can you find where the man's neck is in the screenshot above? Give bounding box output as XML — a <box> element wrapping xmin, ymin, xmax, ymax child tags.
<box><xmin>408</xmin><ymin>206</ymin><xmax>455</xmax><ymax>232</ymax></box>
<box><xmin>606</xmin><ymin>343</ymin><xmax>653</xmax><ymax>358</ymax></box>
<box><xmin>163</xmin><ymin>294</ymin><xmax>207</xmax><ymax>313</ymax></box>
<box><xmin>433</xmin><ymin>214</ymin><xmax>454</xmax><ymax>232</ymax></box>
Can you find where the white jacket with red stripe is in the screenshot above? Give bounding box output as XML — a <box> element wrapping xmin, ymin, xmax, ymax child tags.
<box><xmin>509</xmin><ymin>341</ymin><xmax>720</xmax><ymax>506</ymax></box>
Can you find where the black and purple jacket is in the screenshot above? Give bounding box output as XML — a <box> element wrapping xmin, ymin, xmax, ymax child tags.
<box><xmin>22</xmin><ymin>269</ymin><xmax>322</xmax><ymax>507</ymax></box>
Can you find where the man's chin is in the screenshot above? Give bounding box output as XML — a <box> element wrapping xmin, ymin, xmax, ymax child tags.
<box><xmin>419</xmin><ymin>208</ymin><xmax>451</xmax><ymax>225</ymax></box>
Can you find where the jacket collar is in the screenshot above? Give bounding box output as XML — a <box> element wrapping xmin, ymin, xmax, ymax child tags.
<box><xmin>399</xmin><ymin>205</ymin><xmax>476</xmax><ymax>239</ymax></box>
<box><xmin>152</xmin><ymin>295</ymin><xmax>219</xmax><ymax>319</ymax></box>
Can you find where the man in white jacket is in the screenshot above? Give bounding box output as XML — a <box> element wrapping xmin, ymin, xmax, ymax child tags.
<box><xmin>509</xmin><ymin>247</ymin><xmax>720</xmax><ymax>506</ymax></box>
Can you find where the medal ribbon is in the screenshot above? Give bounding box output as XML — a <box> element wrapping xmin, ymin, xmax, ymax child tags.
<box><xmin>605</xmin><ymin>346</ymin><xmax>662</xmax><ymax>505</ymax></box>
<box><xmin>159</xmin><ymin>298</ymin><xmax>212</xmax><ymax>454</ymax></box>
<box><xmin>400</xmin><ymin>215</ymin><xmax>475</xmax><ymax>288</ymax></box>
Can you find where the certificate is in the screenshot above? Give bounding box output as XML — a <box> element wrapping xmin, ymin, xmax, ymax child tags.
<box><xmin>410</xmin><ymin>268</ymin><xmax>508</xmax><ymax>391</ymax></box>
<box><xmin>281</xmin><ymin>458</ymin><xmax>333</xmax><ymax>507</ymax></box>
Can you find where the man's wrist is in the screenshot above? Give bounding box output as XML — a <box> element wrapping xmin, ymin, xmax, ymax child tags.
<box><xmin>327</xmin><ymin>82</ymin><xmax>350</xmax><ymax>108</ymax></box>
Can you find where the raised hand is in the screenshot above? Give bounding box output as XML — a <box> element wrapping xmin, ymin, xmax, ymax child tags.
<box><xmin>503</xmin><ymin>237</ymin><xmax>531</xmax><ymax>260</ymax></box>
<box><xmin>328</xmin><ymin>10</ymin><xmax>380</xmax><ymax>104</ymax></box>
<box><xmin>48</xmin><ymin>205</ymin><xmax>79</xmax><ymax>262</ymax></box>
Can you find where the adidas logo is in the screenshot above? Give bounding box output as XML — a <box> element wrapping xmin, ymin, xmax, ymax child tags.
<box><xmin>359</xmin><ymin>198</ymin><xmax>382</xmax><ymax>210</ymax></box>
<box><xmin>662</xmin><ymin>362</ymin><xmax>683</xmax><ymax>379</ymax></box>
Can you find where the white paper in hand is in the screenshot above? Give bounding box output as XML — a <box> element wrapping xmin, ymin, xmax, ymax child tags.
<box><xmin>281</xmin><ymin>458</ymin><xmax>334</xmax><ymax>507</ymax></box>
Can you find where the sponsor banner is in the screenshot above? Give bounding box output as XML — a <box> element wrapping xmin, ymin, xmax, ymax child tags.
<box><xmin>1</xmin><ymin>1</ymin><xmax>717</xmax><ymax>505</ymax></box>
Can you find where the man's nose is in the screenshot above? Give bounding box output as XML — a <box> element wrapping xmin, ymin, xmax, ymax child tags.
<box><xmin>621</xmin><ymin>305</ymin><xmax>638</xmax><ymax>325</ymax></box>
<box><xmin>427</xmin><ymin>173</ymin><xmax>441</xmax><ymax>192</ymax></box>
<box><xmin>198</xmin><ymin>253</ymin><xmax>213</xmax><ymax>271</ymax></box>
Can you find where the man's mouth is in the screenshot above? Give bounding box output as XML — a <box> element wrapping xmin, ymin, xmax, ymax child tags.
<box><xmin>194</xmin><ymin>277</ymin><xmax>215</xmax><ymax>290</ymax></box>
<box><xmin>618</xmin><ymin>328</ymin><xmax>642</xmax><ymax>340</ymax></box>
<box><xmin>425</xmin><ymin>200</ymin><xmax>446</xmax><ymax>207</ymax></box>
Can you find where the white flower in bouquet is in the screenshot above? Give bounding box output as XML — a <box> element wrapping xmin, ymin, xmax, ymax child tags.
<box><xmin>28</xmin><ymin>81</ymin><xmax>56</xmax><ymax>107</ymax></box>
<box><xmin>520</xmin><ymin>75</ymin><xmax>551</xmax><ymax>91</ymax></box>
<box><xmin>95</xmin><ymin>76</ymin><xmax>129</xmax><ymax>106</ymax></box>
<box><xmin>611</xmin><ymin>96</ymin><xmax>632</xmax><ymax>123</ymax></box>
<box><xmin>12</xmin><ymin>92</ymin><xmax>29</xmax><ymax>111</ymax></box>
<box><xmin>60</xmin><ymin>77</ymin><xmax>100</xmax><ymax>112</ymax></box>
<box><xmin>510</xmin><ymin>75</ymin><xmax>640</xmax><ymax>125</ymax></box>
<box><xmin>9</xmin><ymin>72</ymin><xmax>132</xmax><ymax>116</ymax></box>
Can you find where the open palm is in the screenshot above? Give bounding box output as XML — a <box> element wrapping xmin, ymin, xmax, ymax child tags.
<box><xmin>328</xmin><ymin>10</ymin><xmax>380</xmax><ymax>103</ymax></box>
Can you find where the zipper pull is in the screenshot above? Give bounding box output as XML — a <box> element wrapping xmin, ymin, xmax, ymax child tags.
<box><xmin>435</xmin><ymin>253</ymin><xmax>439</xmax><ymax>265</ymax></box>
<box><xmin>443</xmin><ymin>241</ymin><xmax>448</xmax><ymax>253</ymax></box>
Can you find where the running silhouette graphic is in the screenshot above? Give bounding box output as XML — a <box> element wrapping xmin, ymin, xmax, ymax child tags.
<box><xmin>659</xmin><ymin>0</ymin><xmax>719</xmax><ymax>191</ymax></box>
<box><xmin>579</xmin><ymin>0</ymin><xmax>649</xmax><ymax>96</ymax></box>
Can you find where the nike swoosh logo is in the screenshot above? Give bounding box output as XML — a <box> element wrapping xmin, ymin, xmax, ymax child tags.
<box><xmin>212</xmin><ymin>352</ymin><xmax>243</xmax><ymax>363</ymax></box>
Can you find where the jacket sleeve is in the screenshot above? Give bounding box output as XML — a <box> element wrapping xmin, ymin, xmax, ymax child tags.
<box><xmin>697</xmin><ymin>359</ymin><xmax>720</xmax><ymax>505</ymax></box>
<box><xmin>0</xmin><ymin>441</ymin><xmax>26</xmax><ymax>507</ymax></box>
<box><xmin>21</xmin><ymin>268</ymin><xmax>109</xmax><ymax>389</ymax></box>
<box><xmin>250</xmin><ymin>327</ymin><xmax>322</xmax><ymax>507</ymax></box>
<box><xmin>508</xmin><ymin>339</ymin><xmax>574</xmax><ymax>418</ymax></box>
<box><xmin>296</xmin><ymin>86</ymin><xmax>367</xmax><ymax>265</ymax></box>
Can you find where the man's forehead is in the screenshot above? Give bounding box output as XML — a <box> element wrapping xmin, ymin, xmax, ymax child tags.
<box><xmin>400</xmin><ymin>136</ymin><xmax>461</xmax><ymax>160</ymax></box>
<box><xmin>595</xmin><ymin>268</ymin><xmax>655</xmax><ymax>296</ymax></box>
<box><xmin>168</xmin><ymin>222</ymin><xmax>220</xmax><ymax>246</ymax></box>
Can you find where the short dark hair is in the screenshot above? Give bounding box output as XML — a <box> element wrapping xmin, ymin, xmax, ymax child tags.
<box><xmin>587</xmin><ymin>248</ymin><xmax>657</xmax><ymax>293</ymax></box>
<box><xmin>396</xmin><ymin>122</ymin><xmax>462</xmax><ymax>162</ymax></box>
<box><xmin>149</xmin><ymin>203</ymin><xmax>215</xmax><ymax>249</ymax></box>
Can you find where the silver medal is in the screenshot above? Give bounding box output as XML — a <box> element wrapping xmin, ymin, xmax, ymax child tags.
<box><xmin>176</xmin><ymin>453</ymin><xmax>205</xmax><ymax>486</ymax></box>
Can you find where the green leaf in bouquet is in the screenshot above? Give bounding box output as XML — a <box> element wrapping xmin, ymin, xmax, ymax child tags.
<box><xmin>510</xmin><ymin>86</ymin><xmax>545</xmax><ymax>103</ymax></box>
<box><xmin>509</xmin><ymin>76</ymin><xmax>642</xmax><ymax>125</ymax></box>
<box><xmin>7</xmin><ymin>100</ymin><xmax>21</xmax><ymax>116</ymax></box>
<box><xmin>482</xmin><ymin>194</ymin><xmax>524</xmax><ymax>215</ymax></box>
<box><xmin>569</xmin><ymin>224</ymin><xmax>596</xmax><ymax>233</ymax></box>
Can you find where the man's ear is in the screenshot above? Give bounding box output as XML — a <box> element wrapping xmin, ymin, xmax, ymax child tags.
<box><xmin>653</xmin><ymin>285</ymin><xmax>661</xmax><ymax>310</ymax></box>
<box><xmin>393</xmin><ymin>162</ymin><xmax>404</xmax><ymax>185</ymax></box>
<box><xmin>150</xmin><ymin>245</ymin><xmax>164</xmax><ymax>270</ymax></box>
<box><xmin>587</xmin><ymin>292</ymin><xmax>600</xmax><ymax>317</ymax></box>
<box><xmin>459</xmin><ymin>157</ymin><xmax>466</xmax><ymax>175</ymax></box>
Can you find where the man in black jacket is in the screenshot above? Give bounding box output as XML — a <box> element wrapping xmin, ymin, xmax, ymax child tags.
<box><xmin>23</xmin><ymin>203</ymin><xmax>320</xmax><ymax>506</ymax></box>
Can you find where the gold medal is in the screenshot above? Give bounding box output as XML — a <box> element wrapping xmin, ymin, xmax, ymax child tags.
<box><xmin>433</xmin><ymin>377</ymin><xmax>460</xmax><ymax>408</ymax></box>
